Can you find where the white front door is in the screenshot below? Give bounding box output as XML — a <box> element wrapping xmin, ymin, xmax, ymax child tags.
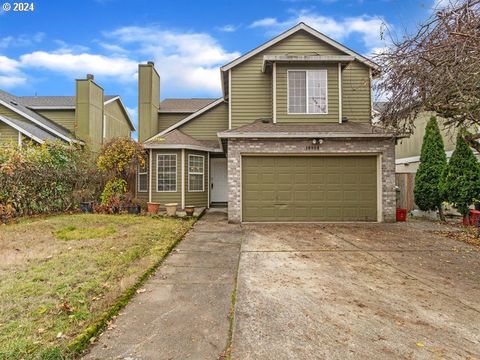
<box><xmin>210</xmin><ymin>157</ymin><xmax>228</xmax><ymax>203</ymax></box>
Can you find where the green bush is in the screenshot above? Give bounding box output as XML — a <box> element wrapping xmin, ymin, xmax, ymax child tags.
<box><xmin>441</xmin><ymin>134</ymin><xmax>480</xmax><ymax>217</ymax></box>
<box><xmin>414</xmin><ymin>116</ymin><xmax>447</xmax><ymax>219</ymax></box>
<box><xmin>0</xmin><ymin>141</ymin><xmax>102</xmax><ymax>220</ymax></box>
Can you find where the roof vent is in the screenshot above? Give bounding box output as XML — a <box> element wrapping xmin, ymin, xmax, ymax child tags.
<box><xmin>147</xmin><ymin>61</ymin><xmax>155</xmax><ymax>66</ymax></box>
<box><xmin>86</xmin><ymin>74</ymin><xmax>94</xmax><ymax>80</ymax></box>
<box><xmin>10</xmin><ymin>100</ymin><xmax>18</xmax><ymax>106</ymax></box>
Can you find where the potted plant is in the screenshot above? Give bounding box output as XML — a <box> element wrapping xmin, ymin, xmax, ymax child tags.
<box><xmin>165</xmin><ymin>203</ymin><xmax>178</xmax><ymax>217</ymax></box>
<box><xmin>121</xmin><ymin>193</ymin><xmax>142</xmax><ymax>214</ymax></box>
<box><xmin>74</xmin><ymin>188</ymin><xmax>95</xmax><ymax>214</ymax></box>
<box><xmin>147</xmin><ymin>202</ymin><xmax>160</xmax><ymax>214</ymax></box>
<box><xmin>185</xmin><ymin>205</ymin><xmax>195</xmax><ymax>216</ymax></box>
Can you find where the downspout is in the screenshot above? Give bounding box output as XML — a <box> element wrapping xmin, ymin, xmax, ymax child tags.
<box><xmin>207</xmin><ymin>152</ymin><xmax>210</xmax><ymax>208</ymax></box>
<box><xmin>148</xmin><ymin>149</ymin><xmax>152</xmax><ymax>203</ymax></box>
<box><xmin>338</xmin><ymin>62</ymin><xmax>342</xmax><ymax>124</ymax></box>
<box><xmin>228</xmin><ymin>69</ymin><xmax>232</xmax><ymax>129</ymax></box>
<box><xmin>181</xmin><ymin>149</ymin><xmax>185</xmax><ymax>210</ymax></box>
<box><xmin>273</xmin><ymin>62</ymin><xmax>277</xmax><ymax>123</ymax></box>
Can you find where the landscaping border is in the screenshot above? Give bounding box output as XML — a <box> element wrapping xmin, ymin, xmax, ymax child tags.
<box><xmin>67</xmin><ymin>214</ymin><xmax>202</xmax><ymax>357</ymax></box>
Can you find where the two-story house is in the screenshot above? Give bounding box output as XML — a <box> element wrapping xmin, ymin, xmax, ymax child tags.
<box><xmin>0</xmin><ymin>74</ymin><xmax>134</xmax><ymax>151</ymax></box>
<box><xmin>137</xmin><ymin>22</ymin><xmax>397</xmax><ymax>223</ymax></box>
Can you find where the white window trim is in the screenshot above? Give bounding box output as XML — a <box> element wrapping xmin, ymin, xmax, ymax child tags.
<box><xmin>137</xmin><ymin>164</ymin><xmax>148</xmax><ymax>193</ymax></box>
<box><xmin>287</xmin><ymin>69</ymin><xmax>328</xmax><ymax>115</ymax></box>
<box><xmin>188</xmin><ymin>154</ymin><xmax>205</xmax><ymax>192</ymax></box>
<box><xmin>156</xmin><ymin>153</ymin><xmax>177</xmax><ymax>193</ymax></box>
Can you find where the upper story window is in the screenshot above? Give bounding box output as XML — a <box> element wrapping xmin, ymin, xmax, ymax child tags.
<box><xmin>157</xmin><ymin>154</ymin><xmax>177</xmax><ymax>192</ymax></box>
<box><xmin>288</xmin><ymin>70</ymin><xmax>327</xmax><ymax>114</ymax></box>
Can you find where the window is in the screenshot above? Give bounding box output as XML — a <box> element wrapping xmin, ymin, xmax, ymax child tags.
<box><xmin>188</xmin><ymin>154</ymin><xmax>204</xmax><ymax>192</ymax></box>
<box><xmin>137</xmin><ymin>157</ymin><xmax>148</xmax><ymax>193</ymax></box>
<box><xmin>288</xmin><ymin>70</ymin><xmax>327</xmax><ymax>114</ymax></box>
<box><xmin>157</xmin><ymin>154</ymin><xmax>177</xmax><ymax>192</ymax></box>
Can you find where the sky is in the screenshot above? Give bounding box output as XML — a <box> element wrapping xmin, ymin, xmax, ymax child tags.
<box><xmin>0</xmin><ymin>0</ymin><xmax>445</xmax><ymax>132</ymax></box>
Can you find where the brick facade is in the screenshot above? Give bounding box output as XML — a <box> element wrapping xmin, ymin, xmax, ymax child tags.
<box><xmin>227</xmin><ymin>137</ymin><xmax>396</xmax><ymax>223</ymax></box>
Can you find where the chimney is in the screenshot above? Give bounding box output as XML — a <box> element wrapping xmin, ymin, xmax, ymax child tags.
<box><xmin>138</xmin><ymin>61</ymin><xmax>160</xmax><ymax>142</ymax></box>
<box><xmin>75</xmin><ymin>74</ymin><xmax>104</xmax><ymax>151</ymax></box>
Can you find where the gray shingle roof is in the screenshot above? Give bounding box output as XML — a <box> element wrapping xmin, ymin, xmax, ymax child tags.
<box><xmin>0</xmin><ymin>90</ymin><xmax>76</xmax><ymax>142</ymax></box>
<box><xmin>21</xmin><ymin>95</ymin><xmax>117</xmax><ymax>108</ymax></box>
<box><xmin>159</xmin><ymin>98</ymin><xmax>217</xmax><ymax>113</ymax></box>
<box><xmin>145</xmin><ymin>129</ymin><xmax>220</xmax><ymax>150</ymax></box>
<box><xmin>0</xmin><ymin>115</ymin><xmax>59</xmax><ymax>142</ymax></box>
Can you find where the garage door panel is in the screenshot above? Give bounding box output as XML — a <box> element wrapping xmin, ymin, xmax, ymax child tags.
<box><xmin>242</xmin><ymin>156</ymin><xmax>377</xmax><ymax>222</ymax></box>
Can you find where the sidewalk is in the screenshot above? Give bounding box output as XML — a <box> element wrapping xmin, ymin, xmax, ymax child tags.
<box><xmin>83</xmin><ymin>209</ymin><xmax>242</xmax><ymax>360</ymax></box>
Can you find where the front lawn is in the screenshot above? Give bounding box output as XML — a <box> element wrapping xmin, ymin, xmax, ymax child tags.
<box><xmin>0</xmin><ymin>214</ymin><xmax>194</xmax><ymax>359</ymax></box>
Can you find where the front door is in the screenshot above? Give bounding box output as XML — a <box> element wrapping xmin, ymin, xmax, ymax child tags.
<box><xmin>211</xmin><ymin>157</ymin><xmax>228</xmax><ymax>203</ymax></box>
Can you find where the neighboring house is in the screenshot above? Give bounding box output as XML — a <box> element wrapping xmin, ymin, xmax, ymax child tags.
<box><xmin>0</xmin><ymin>74</ymin><xmax>134</xmax><ymax>151</ymax></box>
<box><xmin>137</xmin><ymin>22</ymin><xmax>398</xmax><ymax>223</ymax></box>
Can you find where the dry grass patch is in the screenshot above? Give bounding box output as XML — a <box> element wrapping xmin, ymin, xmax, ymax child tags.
<box><xmin>0</xmin><ymin>214</ymin><xmax>194</xmax><ymax>359</ymax></box>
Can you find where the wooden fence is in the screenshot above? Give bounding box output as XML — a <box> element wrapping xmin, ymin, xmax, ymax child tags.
<box><xmin>395</xmin><ymin>173</ymin><xmax>417</xmax><ymax>211</ymax></box>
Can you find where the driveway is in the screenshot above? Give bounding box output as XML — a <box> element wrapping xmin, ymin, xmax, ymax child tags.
<box><xmin>232</xmin><ymin>221</ymin><xmax>480</xmax><ymax>359</ymax></box>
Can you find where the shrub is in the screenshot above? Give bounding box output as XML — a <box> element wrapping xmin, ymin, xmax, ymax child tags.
<box><xmin>414</xmin><ymin>116</ymin><xmax>447</xmax><ymax>220</ymax></box>
<box><xmin>100</xmin><ymin>178</ymin><xmax>127</xmax><ymax>206</ymax></box>
<box><xmin>97</xmin><ymin>138</ymin><xmax>145</xmax><ymax>181</ymax></box>
<box><xmin>441</xmin><ymin>134</ymin><xmax>480</xmax><ymax>217</ymax></box>
<box><xmin>0</xmin><ymin>141</ymin><xmax>102</xmax><ymax>221</ymax></box>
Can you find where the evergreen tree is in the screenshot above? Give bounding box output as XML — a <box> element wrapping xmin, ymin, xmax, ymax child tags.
<box><xmin>414</xmin><ymin>116</ymin><xmax>447</xmax><ymax>220</ymax></box>
<box><xmin>441</xmin><ymin>133</ymin><xmax>480</xmax><ymax>218</ymax></box>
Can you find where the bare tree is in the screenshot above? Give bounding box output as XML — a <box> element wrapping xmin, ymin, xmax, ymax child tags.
<box><xmin>375</xmin><ymin>0</ymin><xmax>480</xmax><ymax>150</ymax></box>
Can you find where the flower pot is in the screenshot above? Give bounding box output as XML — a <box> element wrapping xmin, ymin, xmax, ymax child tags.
<box><xmin>112</xmin><ymin>206</ymin><xmax>120</xmax><ymax>214</ymax></box>
<box><xmin>165</xmin><ymin>203</ymin><xmax>178</xmax><ymax>217</ymax></box>
<box><xmin>127</xmin><ymin>205</ymin><xmax>141</xmax><ymax>215</ymax></box>
<box><xmin>147</xmin><ymin>202</ymin><xmax>160</xmax><ymax>214</ymax></box>
<box><xmin>185</xmin><ymin>205</ymin><xmax>195</xmax><ymax>216</ymax></box>
<box><xmin>80</xmin><ymin>201</ymin><xmax>93</xmax><ymax>214</ymax></box>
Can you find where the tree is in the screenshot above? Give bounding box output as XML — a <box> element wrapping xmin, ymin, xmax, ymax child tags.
<box><xmin>414</xmin><ymin>116</ymin><xmax>447</xmax><ymax>220</ymax></box>
<box><xmin>374</xmin><ymin>0</ymin><xmax>480</xmax><ymax>151</ymax></box>
<box><xmin>441</xmin><ymin>134</ymin><xmax>480</xmax><ymax>218</ymax></box>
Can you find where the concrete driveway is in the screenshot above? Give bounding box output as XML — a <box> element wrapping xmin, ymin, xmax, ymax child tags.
<box><xmin>232</xmin><ymin>221</ymin><xmax>480</xmax><ymax>359</ymax></box>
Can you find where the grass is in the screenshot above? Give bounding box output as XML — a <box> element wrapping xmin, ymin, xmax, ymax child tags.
<box><xmin>0</xmin><ymin>214</ymin><xmax>195</xmax><ymax>359</ymax></box>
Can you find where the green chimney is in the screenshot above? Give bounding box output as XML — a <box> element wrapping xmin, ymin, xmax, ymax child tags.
<box><xmin>138</xmin><ymin>62</ymin><xmax>160</xmax><ymax>142</ymax></box>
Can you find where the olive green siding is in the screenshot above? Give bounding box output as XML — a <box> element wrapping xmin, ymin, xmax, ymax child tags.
<box><xmin>150</xmin><ymin>149</ymin><xmax>182</xmax><ymax>205</ymax></box>
<box><xmin>230</xmin><ymin>30</ymin><xmax>373</xmax><ymax>127</ymax></box>
<box><xmin>184</xmin><ymin>150</ymin><xmax>209</xmax><ymax>207</ymax></box>
<box><xmin>0</xmin><ymin>121</ymin><xmax>19</xmax><ymax>145</ymax></box>
<box><xmin>138</xmin><ymin>64</ymin><xmax>160</xmax><ymax>142</ymax></box>
<box><xmin>242</xmin><ymin>155</ymin><xmax>377</xmax><ymax>222</ymax></box>
<box><xmin>76</xmin><ymin>79</ymin><xmax>104</xmax><ymax>152</ymax></box>
<box><xmin>276</xmin><ymin>63</ymin><xmax>338</xmax><ymax>123</ymax></box>
<box><xmin>157</xmin><ymin>113</ymin><xmax>189</xmax><ymax>133</ymax></box>
<box><xmin>231</xmin><ymin>30</ymin><xmax>347</xmax><ymax>128</ymax></box>
<box><xmin>179</xmin><ymin>102</ymin><xmax>228</xmax><ymax>140</ymax></box>
<box><xmin>342</xmin><ymin>61</ymin><xmax>372</xmax><ymax>122</ymax></box>
<box><xmin>36</xmin><ymin>110</ymin><xmax>76</xmax><ymax>132</ymax></box>
<box><xmin>396</xmin><ymin>113</ymin><xmax>456</xmax><ymax>159</ymax></box>
<box><xmin>104</xmin><ymin>100</ymin><xmax>132</xmax><ymax>139</ymax></box>
<box><xmin>0</xmin><ymin>104</ymin><xmax>24</xmax><ymax>120</ymax></box>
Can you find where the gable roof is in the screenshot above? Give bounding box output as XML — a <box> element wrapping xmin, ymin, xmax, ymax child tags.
<box><xmin>103</xmin><ymin>96</ymin><xmax>136</xmax><ymax>131</ymax></box>
<box><xmin>0</xmin><ymin>115</ymin><xmax>58</xmax><ymax>143</ymax></box>
<box><xmin>146</xmin><ymin>97</ymin><xmax>225</xmax><ymax>142</ymax></box>
<box><xmin>159</xmin><ymin>98</ymin><xmax>218</xmax><ymax>113</ymax></box>
<box><xmin>21</xmin><ymin>95</ymin><xmax>117</xmax><ymax>109</ymax></box>
<box><xmin>221</xmin><ymin>22</ymin><xmax>379</xmax><ymax>73</ymax></box>
<box><xmin>0</xmin><ymin>90</ymin><xmax>79</xmax><ymax>143</ymax></box>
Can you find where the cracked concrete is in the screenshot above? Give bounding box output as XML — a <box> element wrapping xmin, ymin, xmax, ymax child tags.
<box><xmin>83</xmin><ymin>209</ymin><xmax>241</xmax><ymax>360</ymax></box>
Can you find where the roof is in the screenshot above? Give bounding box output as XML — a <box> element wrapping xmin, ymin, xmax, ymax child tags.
<box><xmin>0</xmin><ymin>115</ymin><xmax>58</xmax><ymax>143</ymax></box>
<box><xmin>221</xmin><ymin>22</ymin><xmax>380</xmax><ymax>72</ymax></box>
<box><xmin>218</xmin><ymin>119</ymin><xmax>395</xmax><ymax>138</ymax></box>
<box><xmin>159</xmin><ymin>98</ymin><xmax>218</xmax><ymax>113</ymax></box>
<box><xmin>144</xmin><ymin>129</ymin><xmax>221</xmax><ymax>152</ymax></box>
<box><xmin>148</xmin><ymin>98</ymin><xmax>225</xmax><ymax>141</ymax></box>
<box><xmin>21</xmin><ymin>95</ymin><xmax>117</xmax><ymax>109</ymax></box>
<box><xmin>0</xmin><ymin>90</ymin><xmax>78</xmax><ymax>143</ymax></box>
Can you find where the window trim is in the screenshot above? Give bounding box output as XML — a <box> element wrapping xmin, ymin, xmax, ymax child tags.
<box><xmin>287</xmin><ymin>69</ymin><xmax>328</xmax><ymax>115</ymax></box>
<box><xmin>156</xmin><ymin>153</ymin><xmax>177</xmax><ymax>193</ymax></box>
<box><xmin>188</xmin><ymin>154</ymin><xmax>205</xmax><ymax>192</ymax></box>
<box><xmin>137</xmin><ymin>164</ymin><xmax>148</xmax><ymax>193</ymax></box>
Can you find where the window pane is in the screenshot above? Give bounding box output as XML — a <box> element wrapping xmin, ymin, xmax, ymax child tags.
<box><xmin>288</xmin><ymin>71</ymin><xmax>306</xmax><ymax>113</ymax></box>
<box><xmin>308</xmin><ymin>70</ymin><xmax>327</xmax><ymax>114</ymax></box>
<box><xmin>138</xmin><ymin>173</ymin><xmax>148</xmax><ymax>192</ymax></box>
<box><xmin>157</xmin><ymin>154</ymin><xmax>177</xmax><ymax>192</ymax></box>
<box><xmin>188</xmin><ymin>155</ymin><xmax>204</xmax><ymax>191</ymax></box>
